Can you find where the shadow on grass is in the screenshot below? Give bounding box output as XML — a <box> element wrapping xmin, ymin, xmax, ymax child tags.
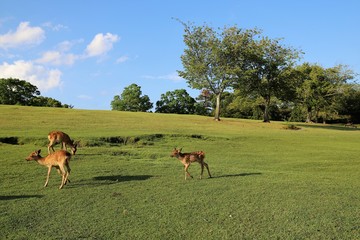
<box><xmin>0</xmin><ymin>195</ymin><xmax>44</xmax><ymax>200</ymax></box>
<box><xmin>67</xmin><ymin>175</ymin><xmax>153</xmax><ymax>189</ymax></box>
<box><xmin>212</xmin><ymin>172</ymin><xmax>262</xmax><ymax>179</ymax></box>
<box><xmin>93</xmin><ymin>175</ymin><xmax>153</xmax><ymax>182</ymax></box>
<box><xmin>297</xmin><ymin>124</ymin><xmax>360</xmax><ymax>131</ymax></box>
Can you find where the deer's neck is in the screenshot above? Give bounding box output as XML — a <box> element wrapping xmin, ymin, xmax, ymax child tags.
<box><xmin>35</xmin><ymin>157</ymin><xmax>47</xmax><ymax>165</ymax></box>
<box><xmin>176</xmin><ymin>152</ymin><xmax>187</xmax><ymax>159</ymax></box>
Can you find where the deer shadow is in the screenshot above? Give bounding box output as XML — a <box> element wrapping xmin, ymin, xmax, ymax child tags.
<box><xmin>93</xmin><ymin>175</ymin><xmax>153</xmax><ymax>182</ymax></box>
<box><xmin>211</xmin><ymin>172</ymin><xmax>262</xmax><ymax>179</ymax></box>
<box><xmin>0</xmin><ymin>195</ymin><xmax>44</xmax><ymax>201</ymax></box>
<box><xmin>68</xmin><ymin>175</ymin><xmax>153</xmax><ymax>188</ymax></box>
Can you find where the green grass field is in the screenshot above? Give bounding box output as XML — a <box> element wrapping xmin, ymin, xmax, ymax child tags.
<box><xmin>0</xmin><ymin>105</ymin><xmax>359</xmax><ymax>239</ymax></box>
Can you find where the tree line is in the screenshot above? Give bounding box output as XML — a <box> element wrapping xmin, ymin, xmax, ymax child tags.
<box><xmin>111</xmin><ymin>77</ymin><xmax>360</xmax><ymax>124</ymax></box>
<box><xmin>112</xmin><ymin>21</ymin><xmax>359</xmax><ymax>123</ymax></box>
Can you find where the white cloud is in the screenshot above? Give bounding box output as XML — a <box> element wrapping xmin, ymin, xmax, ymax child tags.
<box><xmin>36</xmin><ymin>39</ymin><xmax>84</xmax><ymax>66</ymax></box>
<box><xmin>42</xmin><ymin>22</ymin><xmax>68</xmax><ymax>31</ymax></box>
<box><xmin>0</xmin><ymin>22</ymin><xmax>45</xmax><ymax>49</ymax></box>
<box><xmin>85</xmin><ymin>33</ymin><xmax>119</xmax><ymax>57</ymax></box>
<box><xmin>36</xmin><ymin>50</ymin><xmax>78</xmax><ymax>66</ymax></box>
<box><xmin>143</xmin><ymin>72</ymin><xmax>184</xmax><ymax>82</ymax></box>
<box><xmin>116</xmin><ymin>55</ymin><xmax>129</xmax><ymax>63</ymax></box>
<box><xmin>57</xmin><ymin>39</ymin><xmax>83</xmax><ymax>52</ymax></box>
<box><xmin>0</xmin><ymin>60</ymin><xmax>62</xmax><ymax>91</ymax></box>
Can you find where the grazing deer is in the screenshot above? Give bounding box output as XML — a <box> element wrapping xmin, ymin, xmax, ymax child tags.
<box><xmin>25</xmin><ymin>149</ymin><xmax>71</xmax><ymax>189</ymax></box>
<box><xmin>170</xmin><ymin>148</ymin><xmax>212</xmax><ymax>180</ymax></box>
<box><xmin>48</xmin><ymin>131</ymin><xmax>77</xmax><ymax>155</ymax></box>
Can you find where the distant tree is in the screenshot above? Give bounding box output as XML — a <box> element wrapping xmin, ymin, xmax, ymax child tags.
<box><xmin>295</xmin><ymin>63</ymin><xmax>354</xmax><ymax>123</ymax></box>
<box><xmin>0</xmin><ymin>78</ymin><xmax>40</xmax><ymax>105</ymax></box>
<box><xmin>177</xmin><ymin>20</ymin><xmax>260</xmax><ymax>121</ymax></box>
<box><xmin>111</xmin><ymin>83</ymin><xmax>153</xmax><ymax>112</ymax></box>
<box><xmin>155</xmin><ymin>89</ymin><xmax>196</xmax><ymax>114</ymax></box>
<box><xmin>239</xmin><ymin>37</ymin><xmax>302</xmax><ymax>122</ymax></box>
<box><xmin>31</xmin><ymin>96</ymin><xmax>63</xmax><ymax>107</ymax></box>
<box><xmin>338</xmin><ymin>84</ymin><xmax>360</xmax><ymax>123</ymax></box>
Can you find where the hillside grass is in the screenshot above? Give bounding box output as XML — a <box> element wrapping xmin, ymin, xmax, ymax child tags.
<box><xmin>0</xmin><ymin>105</ymin><xmax>359</xmax><ymax>239</ymax></box>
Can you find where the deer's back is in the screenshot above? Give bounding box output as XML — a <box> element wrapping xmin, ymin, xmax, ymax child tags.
<box><xmin>46</xmin><ymin>150</ymin><xmax>71</xmax><ymax>165</ymax></box>
<box><xmin>48</xmin><ymin>131</ymin><xmax>71</xmax><ymax>143</ymax></box>
<box><xmin>182</xmin><ymin>152</ymin><xmax>204</xmax><ymax>163</ymax></box>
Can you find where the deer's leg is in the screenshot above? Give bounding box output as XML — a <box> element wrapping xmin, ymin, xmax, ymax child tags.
<box><xmin>58</xmin><ymin>165</ymin><xmax>66</xmax><ymax>189</ymax></box>
<box><xmin>44</xmin><ymin>167</ymin><xmax>52</xmax><ymax>187</ymax></box>
<box><xmin>200</xmin><ymin>162</ymin><xmax>204</xmax><ymax>179</ymax></box>
<box><xmin>48</xmin><ymin>140</ymin><xmax>57</xmax><ymax>154</ymax></box>
<box><xmin>184</xmin><ymin>164</ymin><xmax>192</xmax><ymax>180</ymax></box>
<box><xmin>48</xmin><ymin>143</ymin><xmax>53</xmax><ymax>154</ymax></box>
<box><xmin>55</xmin><ymin>166</ymin><xmax>69</xmax><ymax>184</ymax></box>
<box><xmin>62</xmin><ymin>142</ymin><xmax>67</xmax><ymax>151</ymax></box>
<box><xmin>203</xmin><ymin>162</ymin><xmax>212</xmax><ymax>178</ymax></box>
<box><xmin>64</xmin><ymin>162</ymin><xmax>71</xmax><ymax>184</ymax></box>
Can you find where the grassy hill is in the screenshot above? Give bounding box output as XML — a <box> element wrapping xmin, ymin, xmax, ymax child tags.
<box><xmin>0</xmin><ymin>105</ymin><xmax>359</xmax><ymax>239</ymax></box>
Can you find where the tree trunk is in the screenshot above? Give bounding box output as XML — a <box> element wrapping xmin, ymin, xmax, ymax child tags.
<box><xmin>263</xmin><ymin>97</ymin><xmax>270</xmax><ymax>123</ymax></box>
<box><xmin>214</xmin><ymin>93</ymin><xmax>221</xmax><ymax>121</ymax></box>
<box><xmin>306</xmin><ymin>106</ymin><xmax>313</xmax><ymax>123</ymax></box>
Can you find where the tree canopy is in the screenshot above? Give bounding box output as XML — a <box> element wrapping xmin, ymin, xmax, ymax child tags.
<box><xmin>0</xmin><ymin>78</ymin><xmax>40</xmax><ymax>105</ymax></box>
<box><xmin>111</xmin><ymin>83</ymin><xmax>153</xmax><ymax>112</ymax></box>
<box><xmin>177</xmin><ymin>21</ymin><xmax>260</xmax><ymax>121</ymax></box>
<box><xmin>239</xmin><ymin>37</ymin><xmax>302</xmax><ymax>122</ymax></box>
<box><xmin>294</xmin><ymin>63</ymin><xmax>354</xmax><ymax>123</ymax></box>
<box><xmin>155</xmin><ymin>89</ymin><xmax>196</xmax><ymax>114</ymax></box>
<box><xmin>0</xmin><ymin>78</ymin><xmax>71</xmax><ymax>108</ymax></box>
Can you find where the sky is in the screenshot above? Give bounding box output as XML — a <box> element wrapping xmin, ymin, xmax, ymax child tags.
<box><xmin>1</xmin><ymin>0</ymin><xmax>359</xmax><ymax>110</ymax></box>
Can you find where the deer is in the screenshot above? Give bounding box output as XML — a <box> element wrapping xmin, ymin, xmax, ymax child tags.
<box><xmin>48</xmin><ymin>131</ymin><xmax>77</xmax><ymax>155</ymax></box>
<box><xmin>170</xmin><ymin>148</ymin><xmax>212</xmax><ymax>180</ymax></box>
<box><xmin>25</xmin><ymin>149</ymin><xmax>71</xmax><ymax>189</ymax></box>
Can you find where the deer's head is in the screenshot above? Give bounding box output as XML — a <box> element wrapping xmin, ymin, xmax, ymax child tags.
<box><xmin>26</xmin><ymin>149</ymin><xmax>42</xmax><ymax>161</ymax></box>
<box><xmin>170</xmin><ymin>148</ymin><xmax>182</xmax><ymax>157</ymax></box>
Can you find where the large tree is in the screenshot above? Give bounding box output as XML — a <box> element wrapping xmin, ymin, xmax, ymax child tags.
<box><xmin>295</xmin><ymin>63</ymin><xmax>354</xmax><ymax>123</ymax></box>
<box><xmin>155</xmin><ymin>89</ymin><xmax>196</xmax><ymax>114</ymax></box>
<box><xmin>0</xmin><ymin>78</ymin><xmax>40</xmax><ymax>105</ymax></box>
<box><xmin>111</xmin><ymin>83</ymin><xmax>153</xmax><ymax>112</ymax></box>
<box><xmin>240</xmin><ymin>37</ymin><xmax>302</xmax><ymax>122</ymax></box>
<box><xmin>0</xmin><ymin>78</ymin><xmax>71</xmax><ymax>108</ymax></box>
<box><xmin>177</xmin><ymin>21</ymin><xmax>259</xmax><ymax>121</ymax></box>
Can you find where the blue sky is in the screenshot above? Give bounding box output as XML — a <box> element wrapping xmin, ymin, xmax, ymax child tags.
<box><xmin>1</xmin><ymin>0</ymin><xmax>359</xmax><ymax>110</ymax></box>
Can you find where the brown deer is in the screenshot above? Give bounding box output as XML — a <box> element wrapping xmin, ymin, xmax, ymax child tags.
<box><xmin>48</xmin><ymin>131</ymin><xmax>77</xmax><ymax>155</ymax></box>
<box><xmin>170</xmin><ymin>148</ymin><xmax>212</xmax><ymax>180</ymax></box>
<box><xmin>25</xmin><ymin>149</ymin><xmax>71</xmax><ymax>189</ymax></box>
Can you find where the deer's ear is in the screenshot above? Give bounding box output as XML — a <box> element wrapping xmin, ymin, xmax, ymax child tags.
<box><xmin>179</xmin><ymin>148</ymin><xmax>182</xmax><ymax>152</ymax></box>
<box><xmin>37</xmin><ymin>149</ymin><xmax>41</xmax><ymax>155</ymax></box>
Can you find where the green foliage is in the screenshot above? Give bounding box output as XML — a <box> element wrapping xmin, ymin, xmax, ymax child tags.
<box><xmin>30</xmin><ymin>96</ymin><xmax>63</xmax><ymax>107</ymax></box>
<box><xmin>111</xmin><ymin>83</ymin><xmax>153</xmax><ymax>112</ymax></box>
<box><xmin>0</xmin><ymin>78</ymin><xmax>40</xmax><ymax>105</ymax></box>
<box><xmin>155</xmin><ymin>89</ymin><xmax>196</xmax><ymax>114</ymax></box>
<box><xmin>0</xmin><ymin>105</ymin><xmax>359</xmax><ymax>239</ymax></box>
<box><xmin>338</xmin><ymin>84</ymin><xmax>360</xmax><ymax>122</ymax></box>
<box><xmin>240</xmin><ymin>37</ymin><xmax>302</xmax><ymax>122</ymax></box>
<box><xmin>177</xmin><ymin>20</ymin><xmax>260</xmax><ymax>120</ymax></box>
<box><xmin>295</xmin><ymin>63</ymin><xmax>355</xmax><ymax>123</ymax></box>
<box><xmin>0</xmin><ymin>78</ymin><xmax>72</xmax><ymax>108</ymax></box>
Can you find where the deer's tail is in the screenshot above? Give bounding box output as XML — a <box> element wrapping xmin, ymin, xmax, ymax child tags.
<box><xmin>65</xmin><ymin>152</ymin><xmax>72</xmax><ymax>162</ymax></box>
<box><xmin>197</xmin><ymin>151</ymin><xmax>205</xmax><ymax>159</ymax></box>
